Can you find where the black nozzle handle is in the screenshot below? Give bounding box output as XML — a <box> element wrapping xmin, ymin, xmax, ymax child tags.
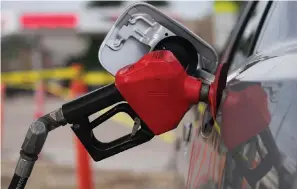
<box><xmin>62</xmin><ymin>83</ymin><xmax>124</xmax><ymax>123</ymax></box>
<box><xmin>8</xmin><ymin>174</ymin><xmax>28</xmax><ymax>189</ymax></box>
<box><xmin>71</xmin><ymin>103</ymin><xmax>154</xmax><ymax>162</ymax></box>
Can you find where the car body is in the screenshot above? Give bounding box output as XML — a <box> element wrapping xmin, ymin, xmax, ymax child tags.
<box><xmin>174</xmin><ymin>1</ymin><xmax>297</xmax><ymax>189</ymax></box>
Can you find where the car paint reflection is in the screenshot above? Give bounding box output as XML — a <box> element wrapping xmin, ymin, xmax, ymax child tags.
<box><xmin>185</xmin><ymin>53</ymin><xmax>297</xmax><ymax>189</ymax></box>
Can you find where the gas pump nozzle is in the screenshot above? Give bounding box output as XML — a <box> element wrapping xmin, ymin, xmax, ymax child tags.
<box><xmin>8</xmin><ymin>50</ymin><xmax>228</xmax><ymax>189</ymax></box>
<box><xmin>62</xmin><ymin>50</ymin><xmax>209</xmax><ymax>162</ymax></box>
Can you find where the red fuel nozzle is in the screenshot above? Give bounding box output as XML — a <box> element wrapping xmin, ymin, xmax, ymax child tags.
<box><xmin>62</xmin><ymin>50</ymin><xmax>227</xmax><ymax>162</ymax></box>
<box><xmin>115</xmin><ymin>50</ymin><xmax>204</xmax><ymax>135</ymax></box>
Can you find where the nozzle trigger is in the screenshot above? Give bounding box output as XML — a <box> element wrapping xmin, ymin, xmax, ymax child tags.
<box><xmin>131</xmin><ymin>117</ymin><xmax>141</xmax><ymax>137</ymax></box>
<box><xmin>71</xmin><ymin>103</ymin><xmax>154</xmax><ymax>162</ymax></box>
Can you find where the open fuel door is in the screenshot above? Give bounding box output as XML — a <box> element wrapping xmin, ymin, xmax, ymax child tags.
<box><xmin>99</xmin><ymin>2</ymin><xmax>218</xmax><ymax>84</ymax></box>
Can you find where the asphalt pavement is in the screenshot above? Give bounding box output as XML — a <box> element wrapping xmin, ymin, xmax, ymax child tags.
<box><xmin>1</xmin><ymin>94</ymin><xmax>175</xmax><ymax>173</ymax></box>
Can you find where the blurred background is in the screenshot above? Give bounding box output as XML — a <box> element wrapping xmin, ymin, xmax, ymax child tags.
<box><xmin>1</xmin><ymin>1</ymin><xmax>246</xmax><ymax>189</ymax></box>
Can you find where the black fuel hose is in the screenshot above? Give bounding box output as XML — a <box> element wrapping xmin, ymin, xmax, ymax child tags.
<box><xmin>7</xmin><ymin>109</ymin><xmax>67</xmax><ymax>189</ymax></box>
<box><xmin>8</xmin><ymin>174</ymin><xmax>28</xmax><ymax>189</ymax></box>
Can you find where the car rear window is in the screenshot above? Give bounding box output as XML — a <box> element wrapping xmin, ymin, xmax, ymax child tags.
<box><xmin>255</xmin><ymin>1</ymin><xmax>297</xmax><ymax>53</ymax></box>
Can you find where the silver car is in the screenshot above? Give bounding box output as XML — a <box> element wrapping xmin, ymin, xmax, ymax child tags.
<box><xmin>174</xmin><ymin>1</ymin><xmax>297</xmax><ymax>189</ymax></box>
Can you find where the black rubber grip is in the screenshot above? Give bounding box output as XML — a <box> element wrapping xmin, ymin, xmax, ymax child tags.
<box><xmin>8</xmin><ymin>174</ymin><xmax>28</xmax><ymax>189</ymax></box>
<box><xmin>62</xmin><ymin>83</ymin><xmax>124</xmax><ymax>123</ymax></box>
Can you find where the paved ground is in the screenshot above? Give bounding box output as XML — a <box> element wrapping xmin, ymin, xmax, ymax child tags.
<box><xmin>2</xmin><ymin>95</ymin><xmax>175</xmax><ymax>172</ymax></box>
<box><xmin>1</xmin><ymin>94</ymin><xmax>183</xmax><ymax>188</ymax></box>
<box><xmin>1</xmin><ymin>161</ymin><xmax>184</xmax><ymax>189</ymax></box>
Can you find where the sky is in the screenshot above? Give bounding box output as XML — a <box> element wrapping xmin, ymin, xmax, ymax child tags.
<box><xmin>1</xmin><ymin>1</ymin><xmax>87</xmax><ymax>11</ymax></box>
<box><xmin>1</xmin><ymin>1</ymin><xmax>214</xmax><ymax>19</ymax></box>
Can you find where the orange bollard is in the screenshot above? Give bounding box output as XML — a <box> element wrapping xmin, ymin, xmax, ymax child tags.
<box><xmin>1</xmin><ymin>82</ymin><xmax>6</xmax><ymax>146</ymax></box>
<box><xmin>74</xmin><ymin>137</ymin><xmax>93</xmax><ymax>189</ymax></box>
<box><xmin>70</xmin><ymin>64</ymin><xmax>93</xmax><ymax>189</ymax></box>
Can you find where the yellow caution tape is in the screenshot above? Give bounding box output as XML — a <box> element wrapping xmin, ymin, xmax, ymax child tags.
<box><xmin>46</xmin><ymin>82</ymin><xmax>71</xmax><ymax>100</ymax></box>
<box><xmin>214</xmin><ymin>120</ymin><xmax>221</xmax><ymax>135</ymax></box>
<box><xmin>214</xmin><ymin>1</ymin><xmax>239</xmax><ymax>13</ymax></box>
<box><xmin>1</xmin><ymin>68</ymin><xmax>114</xmax><ymax>86</ymax></box>
<box><xmin>1</xmin><ymin>68</ymin><xmax>74</xmax><ymax>84</ymax></box>
<box><xmin>197</xmin><ymin>103</ymin><xmax>221</xmax><ymax>135</ymax></box>
<box><xmin>2</xmin><ymin>74</ymin><xmax>174</xmax><ymax>144</ymax></box>
<box><xmin>98</xmin><ymin>107</ymin><xmax>176</xmax><ymax>144</ymax></box>
<box><xmin>84</xmin><ymin>72</ymin><xmax>114</xmax><ymax>85</ymax></box>
<box><xmin>198</xmin><ymin>102</ymin><xmax>207</xmax><ymax>113</ymax></box>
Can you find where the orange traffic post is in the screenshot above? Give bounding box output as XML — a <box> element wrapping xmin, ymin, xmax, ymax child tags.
<box><xmin>74</xmin><ymin>137</ymin><xmax>93</xmax><ymax>189</ymax></box>
<box><xmin>1</xmin><ymin>82</ymin><xmax>6</xmax><ymax>146</ymax></box>
<box><xmin>70</xmin><ymin>63</ymin><xmax>94</xmax><ymax>189</ymax></box>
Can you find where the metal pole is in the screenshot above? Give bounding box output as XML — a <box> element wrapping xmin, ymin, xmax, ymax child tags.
<box><xmin>1</xmin><ymin>82</ymin><xmax>6</xmax><ymax>147</ymax></box>
<box><xmin>31</xmin><ymin>35</ymin><xmax>45</xmax><ymax>119</ymax></box>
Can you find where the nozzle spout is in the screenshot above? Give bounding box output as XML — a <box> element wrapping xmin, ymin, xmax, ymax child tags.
<box><xmin>184</xmin><ymin>76</ymin><xmax>204</xmax><ymax>104</ymax></box>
